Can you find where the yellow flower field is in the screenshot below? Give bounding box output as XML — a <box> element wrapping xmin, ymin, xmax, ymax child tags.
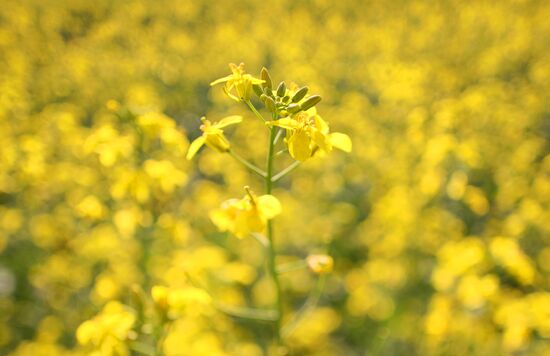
<box><xmin>1</xmin><ymin>0</ymin><xmax>549</xmax><ymax>355</ymax></box>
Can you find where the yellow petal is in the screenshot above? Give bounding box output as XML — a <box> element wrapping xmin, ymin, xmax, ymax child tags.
<box><xmin>330</xmin><ymin>132</ymin><xmax>352</xmax><ymax>152</ymax></box>
<box><xmin>204</xmin><ymin>132</ymin><xmax>230</xmax><ymax>152</ymax></box>
<box><xmin>210</xmin><ymin>74</ymin><xmax>234</xmax><ymax>86</ymax></box>
<box><xmin>215</xmin><ymin>115</ymin><xmax>242</xmax><ymax>128</ymax></box>
<box><xmin>76</xmin><ymin>320</ymin><xmax>97</xmax><ymax>345</ymax></box>
<box><xmin>233</xmin><ymin>209</ymin><xmax>263</xmax><ymax>238</ymax></box>
<box><xmin>269</xmin><ymin>118</ymin><xmax>300</xmax><ymax>130</ymax></box>
<box><xmin>305</xmin><ymin>106</ymin><xmax>317</xmax><ymax>116</ymax></box>
<box><xmin>314</xmin><ymin>115</ymin><xmax>329</xmax><ymax>134</ymax></box>
<box><xmin>223</xmin><ymin>85</ymin><xmax>241</xmax><ymax>102</ymax></box>
<box><xmin>186</xmin><ymin>136</ymin><xmax>206</xmax><ymax>160</ymax></box>
<box><xmin>312</xmin><ymin>130</ymin><xmax>331</xmax><ymax>153</ymax></box>
<box><xmin>257</xmin><ymin>195</ymin><xmax>282</xmax><ymax>219</ymax></box>
<box><xmin>288</xmin><ymin>130</ymin><xmax>312</xmax><ymax>162</ymax></box>
<box><xmin>209</xmin><ymin>208</ymin><xmax>234</xmax><ymax>232</ymax></box>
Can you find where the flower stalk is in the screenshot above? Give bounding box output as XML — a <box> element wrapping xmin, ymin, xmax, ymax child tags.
<box><xmin>265</xmin><ymin>114</ymin><xmax>284</xmax><ymax>343</ymax></box>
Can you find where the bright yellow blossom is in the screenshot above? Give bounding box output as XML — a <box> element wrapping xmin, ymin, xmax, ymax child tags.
<box><xmin>152</xmin><ymin>285</ymin><xmax>212</xmax><ymax>319</ymax></box>
<box><xmin>186</xmin><ymin>116</ymin><xmax>242</xmax><ymax>160</ymax></box>
<box><xmin>210</xmin><ymin>63</ymin><xmax>264</xmax><ymax>102</ymax></box>
<box><xmin>209</xmin><ymin>187</ymin><xmax>282</xmax><ymax>238</ymax></box>
<box><xmin>269</xmin><ymin>109</ymin><xmax>352</xmax><ymax>161</ymax></box>
<box><xmin>76</xmin><ymin>301</ymin><xmax>136</xmax><ymax>354</ymax></box>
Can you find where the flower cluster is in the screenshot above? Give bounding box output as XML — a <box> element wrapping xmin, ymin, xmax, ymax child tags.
<box><xmin>2</xmin><ymin>1</ymin><xmax>550</xmax><ymax>355</ymax></box>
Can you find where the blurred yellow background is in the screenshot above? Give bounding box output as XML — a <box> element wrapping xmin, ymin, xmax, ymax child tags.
<box><xmin>1</xmin><ymin>0</ymin><xmax>549</xmax><ymax>355</ymax></box>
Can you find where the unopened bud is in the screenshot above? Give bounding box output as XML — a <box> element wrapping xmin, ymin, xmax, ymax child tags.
<box><xmin>299</xmin><ymin>95</ymin><xmax>321</xmax><ymax>111</ymax></box>
<box><xmin>287</xmin><ymin>103</ymin><xmax>301</xmax><ymax>113</ymax></box>
<box><xmin>260</xmin><ymin>94</ymin><xmax>268</xmax><ymax>103</ymax></box>
<box><xmin>263</xmin><ymin>86</ymin><xmax>274</xmax><ymax>97</ymax></box>
<box><xmin>253</xmin><ymin>84</ymin><xmax>263</xmax><ymax>97</ymax></box>
<box><xmin>264</xmin><ymin>96</ymin><xmax>276</xmax><ymax>112</ymax></box>
<box><xmin>292</xmin><ymin>87</ymin><xmax>309</xmax><ymax>102</ymax></box>
<box><xmin>261</xmin><ymin>67</ymin><xmax>272</xmax><ymax>90</ymax></box>
<box><xmin>276</xmin><ymin>82</ymin><xmax>286</xmax><ymax>97</ymax></box>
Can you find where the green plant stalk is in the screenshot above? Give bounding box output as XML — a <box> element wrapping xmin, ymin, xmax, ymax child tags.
<box><xmin>266</xmin><ymin>119</ymin><xmax>283</xmax><ymax>344</ymax></box>
<box><xmin>246</xmin><ymin>100</ymin><xmax>267</xmax><ymax>122</ymax></box>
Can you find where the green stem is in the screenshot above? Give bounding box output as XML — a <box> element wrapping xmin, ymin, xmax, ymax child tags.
<box><xmin>272</xmin><ymin>161</ymin><xmax>300</xmax><ymax>183</ymax></box>
<box><xmin>266</xmin><ymin>120</ymin><xmax>283</xmax><ymax>344</ymax></box>
<box><xmin>215</xmin><ymin>303</ymin><xmax>278</xmax><ymax>321</ymax></box>
<box><xmin>281</xmin><ymin>275</ymin><xmax>326</xmax><ymax>338</ymax></box>
<box><xmin>276</xmin><ymin>260</ymin><xmax>308</xmax><ymax>274</ymax></box>
<box><xmin>245</xmin><ymin>100</ymin><xmax>267</xmax><ymax>122</ymax></box>
<box><xmin>228</xmin><ymin>150</ymin><xmax>267</xmax><ymax>178</ymax></box>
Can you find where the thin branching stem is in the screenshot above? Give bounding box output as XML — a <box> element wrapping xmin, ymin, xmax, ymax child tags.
<box><xmin>273</xmin><ymin>127</ymin><xmax>284</xmax><ymax>145</ymax></box>
<box><xmin>228</xmin><ymin>150</ymin><xmax>267</xmax><ymax>178</ymax></box>
<box><xmin>245</xmin><ymin>100</ymin><xmax>266</xmax><ymax>122</ymax></box>
<box><xmin>276</xmin><ymin>260</ymin><xmax>308</xmax><ymax>274</ymax></box>
<box><xmin>281</xmin><ymin>275</ymin><xmax>326</xmax><ymax>338</ymax></box>
<box><xmin>272</xmin><ymin>161</ymin><xmax>300</xmax><ymax>183</ymax></box>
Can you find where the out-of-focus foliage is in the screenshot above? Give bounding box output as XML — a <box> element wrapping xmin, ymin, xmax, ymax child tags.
<box><xmin>1</xmin><ymin>0</ymin><xmax>549</xmax><ymax>355</ymax></box>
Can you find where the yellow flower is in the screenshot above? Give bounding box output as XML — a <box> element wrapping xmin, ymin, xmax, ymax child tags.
<box><xmin>152</xmin><ymin>285</ymin><xmax>212</xmax><ymax>319</ymax></box>
<box><xmin>186</xmin><ymin>115</ymin><xmax>242</xmax><ymax>160</ymax></box>
<box><xmin>307</xmin><ymin>254</ymin><xmax>334</xmax><ymax>274</ymax></box>
<box><xmin>209</xmin><ymin>186</ymin><xmax>282</xmax><ymax>238</ymax></box>
<box><xmin>269</xmin><ymin>109</ymin><xmax>352</xmax><ymax>162</ymax></box>
<box><xmin>76</xmin><ymin>301</ymin><xmax>136</xmax><ymax>353</ymax></box>
<box><xmin>210</xmin><ymin>63</ymin><xmax>264</xmax><ymax>102</ymax></box>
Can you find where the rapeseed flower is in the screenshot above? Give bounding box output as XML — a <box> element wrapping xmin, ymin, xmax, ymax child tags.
<box><xmin>186</xmin><ymin>116</ymin><xmax>242</xmax><ymax>160</ymax></box>
<box><xmin>76</xmin><ymin>301</ymin><xmax>136</xmax><ymax>354</ymax></box>
<box><xmin>209</xmin><ymin>187</ymin><xmax>281</xmax><ymax>238</ymax></box>
<box><xmin>210</xmin><ymin>63</ymin><xmax>264</xmax><ymax>102</ymax></box>
<box><xmin>152</xmin><ymin>285</ymin><xmax>212</xmax><ymax>319</ymax></box>
<box><xmin>269</xmin><ymin>109</ymin><xmax>352</xmax><ymax>161</ymax></box>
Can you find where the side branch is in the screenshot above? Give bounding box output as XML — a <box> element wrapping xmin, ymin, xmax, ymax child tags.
<box><xmin>245</xmin><ymin>100</ymin><xmax>267</xmax><ymax>122</ymax></box>
<box><xmin>228</xmin><ymin>150</ymin><xmax>267</xmax><ymax>178</ymax></box>
<box><xmin>272</xmin><ymin>161</ymin><xmax>300</xmax><ymax>183</ymax></box>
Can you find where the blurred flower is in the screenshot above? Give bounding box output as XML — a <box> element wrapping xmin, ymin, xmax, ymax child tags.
<box><xmin>152</xmin><ymin>285</ymin><xmax>212</xmax><ymax>319</ymax></box>
<box><xmin>76</xmin><ymin>301</ymin><xmax>136</xmax><ymax>354</ymax></box>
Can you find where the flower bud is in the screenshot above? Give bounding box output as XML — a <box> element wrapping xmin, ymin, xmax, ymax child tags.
<box><xmin>264</xmin><ymin>95</ymin><xmax>276</xmax><ymax>112</ymax></box>
<box><xmin>261</xmin><ymin>67</ymin><xmax>272</xmax><ymax>90</ymax></box>
<box><xmin>299</xmin><ymin>95</ymin><xmax>321</xmax><ymax>111</ymax></box>
<box><xmin>292</xmin><ymin>86</ymin><xmax>309</xmax><ymax>102</ymax></box>
<box><xmin>287</xmin><ymin>103</ymin><xmax>301</xmax><ymax>113</ymax></box>
<box><xmin>253</xmin><ymin>84</ymin><xmax>263</xmax><ymax>97</ymax></box>
<box><xmin>276</xmin><ymin>82</ymin><xmax>286</xmax><ymax>97</ymax></box>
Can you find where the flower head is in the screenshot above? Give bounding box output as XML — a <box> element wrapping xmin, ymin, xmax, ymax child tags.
<box><xmin>186</xmin><ymin>115</ymin><xmax>242</xmax><ymax>160</ymax></box>
<box><xmin>152</xmin><ymin>285</ymin><xmax>212</xmax><ymax>319</ymax></box>
<box><xmin>268</xmin><ymin>109</ymin><xmax>352</xmax><ymax>162</ymax></box>
<box><xmin>76</xmin><ymin>301</ymin><xmax>136</xmax><ymax>353</ymax></box>
<box><xmin>209</xmin><ymin>186</ymin><xmax>282</xmax><ymax>238</ymax></box>
<box><xmin>210</xmin><ymin>63</ymin><xmax>264</xmax><ymax>102</ymax></box>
